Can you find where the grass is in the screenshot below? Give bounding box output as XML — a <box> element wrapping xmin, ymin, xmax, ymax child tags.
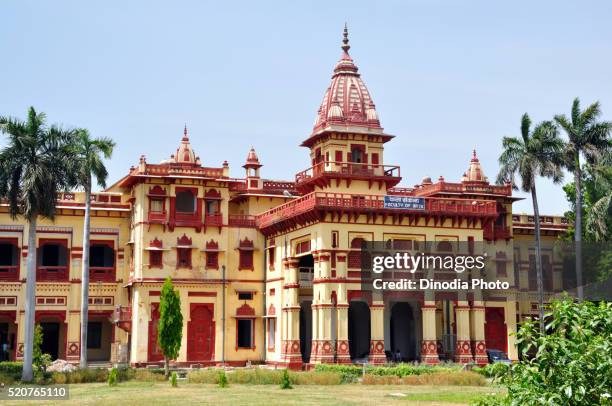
<box><xmin>1</xmin><ymin>381</ymin><xmax>504</xmax><ymax>406</ymax></box>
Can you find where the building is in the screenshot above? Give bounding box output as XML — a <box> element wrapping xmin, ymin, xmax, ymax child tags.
<box><xmin>0</xmin><ymin>28</ymin><xmax>569</xmax><ymax>367</ymax></box>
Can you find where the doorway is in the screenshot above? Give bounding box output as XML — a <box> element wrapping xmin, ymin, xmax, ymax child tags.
<box><xmin>348</xmin><ymin>301</ymin><xmax>370</xmax><ymax>362</ymax></box>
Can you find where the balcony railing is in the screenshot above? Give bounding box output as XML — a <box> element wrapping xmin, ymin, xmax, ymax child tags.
<box><xmin>204</xmin><ymin>213</ymin><xmax>223</xmax><ymax>226</ymax></box>
<box><xmin>0</xmin><ymin>265</ymin><xmax>19</xmax><ymax>281</ymax></box>
<box><xmin>90</xmin><ymin>267</ymin><xmax>116</xmax><ymax>282</ymax></box>
<box><xmin>299</xmin><ymin>267</ymin><xmax>314</xmax><ymax>287</ymax></box>
<box><xmin>148</xmin><ymin>211</ymin><xmax>166</xmax><ymax>223</ymax></box>
<box><xmin>36</xmin><ymin>266</ymin><xmax>68</xmax><ymax>281</ymax></box>
<box><xmin>113</xmin><ymin>305</ymin><xmax>132</xmax><ymax>333</ymax></box>
<box><xmin>228</xmin><ymin>214</ymin><xmax>257</xmax><ymax>228</ymax></box>
<box><xmin>295</xmin><ymin>161</ymin><xmax>401</xmax><ymax>185</ymax></box>
<box><xmin>257</xmin><ymin>192</ymin><xmax>498</xmax><ymax>229</ymax></box>
<box><xmin>412</xmin><ymin>182</ymin><xmax>512</xmax><ymax>197</ymax></box>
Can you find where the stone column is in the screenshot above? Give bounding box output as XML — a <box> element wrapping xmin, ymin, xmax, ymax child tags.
<box><xmin>281</xmin><ymin>258</ymin><xmax>302</xmax><ymax>369</ymax></box>
<box><xmin>470</xmin><ymin>301</ymin><xmax>487</xmax><ymax>365</ymax></box>
<box><xmin>369</xmin><ymin>299</ymin><xmax>386</xmax><ymax>364</ymax></box>
<box><xmin>311</xmin><ymin>254</ymin><xmax>335</xmax><ymax>364</ymax></box>
<box><xmin>65</xmin><ymin>311</ymin><xmax>81</xmax><ymax>363</ymax></box>
<box><xmin>420</xmin><ymin>301</ymin><xmax>440</xmax><ymax>364</ymax></box>
<box><xmin>505</xmin><ymin>299</ymin><xmax>518</xmax><ymax>361</ymax></box>
<box><xmin>454</xmin><ymin>301</ymin><xmax>473</xmax><ymax>363</ymax></box>
<box><xmin>335</xmin><ymin>283</ymin><xmax>350</xmax><ymax>364</ymax></box>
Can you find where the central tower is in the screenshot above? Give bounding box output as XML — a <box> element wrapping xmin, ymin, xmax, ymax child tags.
<box><xmin>295</xmin><ymin>25</ymin><xmax>401</xmax><ymax>194</ymax></box>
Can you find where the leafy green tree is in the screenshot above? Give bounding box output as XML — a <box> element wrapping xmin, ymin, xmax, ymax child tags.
<box><xmin>158</xmin><ymin>277</ymin><xmax>183</xmax><ymax>378</ymax></box>
<box><xmin>32</xmin><ymin>324</ymin><xmax>51</xmax><ymax>375</ymax></box>
<box><xmin>0</xmin><ymin>107</ymin><xmax>75</xmax><ymax>382</ymax></box>
<box><xmin>496</xmin><ymin>114</ymin><xmax>564</xmax><ymax>331</ymax></box>
<box><xmin>555</xmin><ymin>98</ymin><xmax>612</xmax><ymax>299</ymax></box>
<box><xmin>501</xmin><ymin>298</ymin><xmax>612</xmax><ymax>405</ymax></box>
<box><xmin>70</xmin><ymin>129</ymin><xmax>115</xmax><ymax>368</ymax></box>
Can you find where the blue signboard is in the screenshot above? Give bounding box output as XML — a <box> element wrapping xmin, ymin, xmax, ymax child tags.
<box><xmin>383</xmin><ymin>196</ymin><xmax>425</xmax><ymax>210</ymax></box>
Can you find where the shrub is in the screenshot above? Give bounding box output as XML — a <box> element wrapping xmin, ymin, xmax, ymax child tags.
<box><xmin>133</xmin><ymin>369</ymin><xmax>166</xmax><ymax>382</ymax></box>
<box><xmin>500</xmin><ymin>298</ymin><xmax>612</xmax><ymax>405</ymax></box>
<box><xmin>218</xmin><ymin>370</ymin><xmax>228</xmax><ymax>388</ymax></box>
<box><xmin>108</xmin><ymin>368</ymin><xmax>118</xmax><ymax>387</ymax></box>
<box><xmin>362</xmin><ymin>371</ymin><xmax>486</xmax><ymax>386</ymax></box>
<box><xmin>187</xmin><ymin>369</ymin><xmax>218</xmax><ymax>384</ymax></box>
<box><xmin>289</xmin><ymin>371</ymin><xmax>342</xmax><ymax>385</ymax></box>
<box><xmin>473</xmin><ymin>363</ymin><xmax>509</xmax><ymax>380</ymax></box>
<box><xmin>50</xmin><ymin>372</ymin><xmax>67</xmax><ymax>384</ymax></box>
<box><xmin>280</xmin><ymin>369</ymin><xmax>292</xmax><ymax>389</ymax></box>
<box><xmin>62</xmin><ymin>368</ymin><xmax>108</xmax><ymax>384</ymax></box>
<box><xmin>471</xmin><ymin>393</ymin><xmax>510</xmax><ymax>406</ymax></box>
<box><xmin>313</xmin><ymin>363</ymin><xmax>461</xmax><ymax>383</ymax></box>
<box><xmin>0</xmin><ymin>362</ymin><xmax>22</xmax><ymax>381</ymax></box>
<box><xmin>0</xmin><ymin>372</ymin><xmax>18</xmax><ymax>384</ymax></box>
<box><xmin>170</xmin><ymin>371</ymin><xmax>178</xmax><ymax>387</ymax></box>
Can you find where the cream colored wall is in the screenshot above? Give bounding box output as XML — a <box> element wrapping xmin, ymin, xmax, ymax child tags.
<box><xmin>0</xmin><ymin>202</ymin><xmax>130</xmax><ymax>361</ymax></box>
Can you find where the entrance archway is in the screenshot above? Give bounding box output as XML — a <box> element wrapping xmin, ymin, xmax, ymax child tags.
<box><xmin>390</xmin><ymin>302</ymin><xmax>416</xmax><ymax>361</ymax></box>
<box><xmin>348</xmin><ymin>301</ymin><xmax>370</xmax><ymax>362</ymax></box>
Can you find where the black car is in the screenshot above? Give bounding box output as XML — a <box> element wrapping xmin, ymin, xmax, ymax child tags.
<box><xmin>486</xmin><ymin>349</ymin><xmax>511</xmax><ymax>364</ymax></box>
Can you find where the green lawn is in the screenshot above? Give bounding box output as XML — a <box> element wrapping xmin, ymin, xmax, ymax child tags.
<box><xmin>3</xmin><ymin>382</ymin><xmax>504</xmax><ymax>406</ymax></box>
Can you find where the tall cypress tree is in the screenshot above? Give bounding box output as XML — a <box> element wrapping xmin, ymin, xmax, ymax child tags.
<box><xmin>158</xmin><ymin>277</ymin><xmax>183</xmax><ymax>378</ymax></box>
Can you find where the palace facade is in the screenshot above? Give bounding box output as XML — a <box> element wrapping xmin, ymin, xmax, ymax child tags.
<box><xmin>0</xmin><ymin>29</ymin><xmax>569</xmax><ymax>367</ymax></box>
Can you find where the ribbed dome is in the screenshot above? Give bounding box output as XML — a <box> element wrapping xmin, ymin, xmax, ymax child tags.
<box><xmin>163</xmin><ymin>125</ymin><xmax>201</xmax><ymax>166</ymax></box>
<box><xmin>243</xmin><ymin>147</ymin><xmax>262</xmax><ymax>169</ymax></box>
<box><xmin>461</xmin><ymin>150</ymin><xmax>488</xmax><ymax>183</ymax></box>
<box><xmin>312</xmin><ymin>25</ymin><xmax>381</xmax><ymax>134</ymax></box>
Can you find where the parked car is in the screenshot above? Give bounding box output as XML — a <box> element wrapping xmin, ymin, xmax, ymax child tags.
<box><xmin>486</xmin><ymin>349</ymin><xmax>511</xmax><ymax>364</ymax></box>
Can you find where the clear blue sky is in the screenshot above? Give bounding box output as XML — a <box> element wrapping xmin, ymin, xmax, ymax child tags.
<box><xmin>2</xmin><ymin>1</ymin><xmax>611</xmax><ymax>214</ymax></box>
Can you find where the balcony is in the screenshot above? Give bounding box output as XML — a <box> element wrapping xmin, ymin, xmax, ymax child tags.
<box><xmin>204</xmin><ymin>213</ymin><xmax>223</xmax><ymax>227</ymax></box>
<box><xmin>299</xmin><ymin>267</ymin><xmax>314</xmax><ymax>288</ymax></box>
<box><xmin>228</xmin><ymin>214</ymin><xmax>257</xmax><ymax>228</ymax></box>
<box><xmin>147</xmin><ymin>210</ymin><xmax>166</xmax><ymax>223</ymax></box>
<box><xmin>113</xmin><ymin>305</ymin><xmax>132</xmax><ymax>333</ymax></box>
<box><xmin>0</xmin><ymin>265</ymin><xmax>19</xmax><ymax>281</ymax></box>
<box><xmin>90</xmin><ymin>267</ymin><xmax>116</xmax><ymax>283</ymax></box>
<box><xmin>494</xmin><ymin>225</ymin><xmax>512</xmax><ymax>240</ymax></box>
<box><xmin>36</xmin><ymin>266</ymin><xmax>69</xmax><ymax>282</ymax></box>
<box><xmin>257</xmin><ymin>192</ymin><xmax>498</xmax><ymax>232</ymax></box>
<box><xmin>295</xmin><ymin>161</ymin><xmax>401</xmax><ymax>191</ymax></box>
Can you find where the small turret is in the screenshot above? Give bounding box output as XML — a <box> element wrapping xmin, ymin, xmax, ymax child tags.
<box><xmin>243</xmin><ymin>147</ymin><xmax>262</xmax><ymax>190</ymax></box>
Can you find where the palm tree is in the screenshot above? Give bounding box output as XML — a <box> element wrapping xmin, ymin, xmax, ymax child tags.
<box><xmin>554</xmin><ymin>98</ymin><xmax>612</xmax><ymax>299</ymax></box>
<box><xmin>497</xmin><ymin>114</ymin><xmax>564</xmax><ymax>332</ymax></box>
<box><xmin>0</xmin><ymin>107</ymin><xmax>75</xmax><ymax>381</ymax></box>
<box><xmin>585</xmin><ymin>151</ymin><xmax>612</xmax><ymax>241</ymax></box>
<box><xmin>71</xmin><ymin>129</ymin><xmax>115</xmax><ymax>369</ymax></box>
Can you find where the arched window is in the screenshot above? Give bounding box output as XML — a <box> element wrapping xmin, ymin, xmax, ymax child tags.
<box><xmin>176</xmin><ymin>190</ymin><xmax>195</xmax><ymax>213</ymax></box>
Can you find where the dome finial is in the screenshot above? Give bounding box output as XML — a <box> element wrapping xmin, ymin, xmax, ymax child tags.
<box><xmin>342</xmin><ymin>23</ymin><xmax>350</xmax><ymax>54</ymax></box>
<box><xmin>183</xmin><ymin>123</ymin><xmax>189</xmax><ymax>140</ymax></box>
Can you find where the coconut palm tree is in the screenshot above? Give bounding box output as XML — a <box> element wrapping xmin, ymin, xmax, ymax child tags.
<box><xmin>585</xmin><ymin>151</ymin><xmax>612</xmax><ymax>241</ymax></box>
<box><xmin>497</xmin><ymin>114</ymin><xmax>564</xmax><ymax>332</ymax></box>
<box><xmin>554</xmin><ymin>98</ymin><xmax>612</xmax><ymax>299</ymax></box>
<box><xmin>70</xmin><ymin>129</ymin><xmax>115</xmax><ymax>368</ymax></box>
<box><xmin>0</xmin><ymin>107</ymin><xmax>75</xmax><ymax>381</ymax></box>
